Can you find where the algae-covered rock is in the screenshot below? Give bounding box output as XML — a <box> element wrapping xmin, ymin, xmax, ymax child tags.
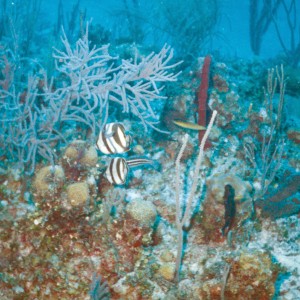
<box><xmin>66</xmin><ymin>182</ymin><xmax>89</xmax><ymax>206</ymax></box>
<box><xmin>193</xmin><ymin>173</ymin><xmax>254</xmax><ymax>244</ymax></box>
<box><xmin>197</xmin><ymin>249</ymin><xmax>279</xmax><ymax>300</ymax></box>
<box><xmin>80</xmin><ymin>145</ymin><xmax>98</xmax><ymax>167</ymax></box>
<box><xmin>206</xmin><ymin>173</ymin><xmax>252</xmax><ymax>204</ymax></box>
<box><xmin>157</xmin><ymin>262</ymin><xmax>175</xmax><ymax>281</ymax></box>
<box><xmin>64</xmin><ymin>140</ymin><xmax>98</xmax><ymax>168</ymax></box>
<box><xmin>225</xmin><ymin>250</ymin><xmax>278</xmax><ymax>299</ymax></box>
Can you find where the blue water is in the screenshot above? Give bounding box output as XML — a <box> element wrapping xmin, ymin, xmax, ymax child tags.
<box><xmin>39</xmin><ymin>0</ymin><xmax>295</xmax><ymax>60</ymax></box>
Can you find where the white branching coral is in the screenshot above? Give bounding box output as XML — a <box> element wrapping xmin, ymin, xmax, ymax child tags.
<box><xmin>51</xmin><ymin>23</ymin><xmax>181</xmax><ymax>133</ymax></box>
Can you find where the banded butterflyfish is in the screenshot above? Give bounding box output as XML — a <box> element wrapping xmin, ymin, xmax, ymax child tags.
<box><xmin>105</xmin><ymin>157</ymin><xmax>154</xmax><ymax>185</ymax></box>
<box><xmin>96</xmin><ymin>123</ymin><xmax>131</xmax><ymax>155</ymax></box>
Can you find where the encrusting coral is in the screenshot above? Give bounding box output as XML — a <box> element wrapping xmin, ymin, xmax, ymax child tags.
<box><xmin>126</xmin><ymin>199</ymin><xmax>158</xmax><ymax>228</ymax></box>
<box><xmin>33</xmin><ymin>165</ymin><xmax>65</xmax><ymax>196</ymax></box>
<box><xmin>63</xmin><ymin>140</ymin><xmax>98</xmax><ymax>168</ymax></box>
<box><xmin>66</xmin><ymin>182</ymin><xmax>90</xmax><ymax>207</ymax></box>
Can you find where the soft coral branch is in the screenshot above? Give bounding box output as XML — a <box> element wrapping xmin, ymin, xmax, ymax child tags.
<box><xmin>52</xmin><ymin>24</ymin><xmax>181</xmax><ymax>134</ymax></box>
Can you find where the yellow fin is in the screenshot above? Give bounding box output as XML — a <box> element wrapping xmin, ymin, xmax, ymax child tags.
<box><xmin>173</xmin><ymin>120</ymin><xmax>206</xmax><ymax>130</ymax></box>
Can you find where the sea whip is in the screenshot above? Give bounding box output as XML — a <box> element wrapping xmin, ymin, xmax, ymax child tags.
<box><xmin>197</xmin><ymin>55</ymin><xmax>212</xmax><ymax>148</ymax></box>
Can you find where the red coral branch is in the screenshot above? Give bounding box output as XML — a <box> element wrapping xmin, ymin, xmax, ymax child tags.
<box><xmin>197</xmin><ymin>55</ymin><xmax>211</xmax><ymax>147</ymax></box>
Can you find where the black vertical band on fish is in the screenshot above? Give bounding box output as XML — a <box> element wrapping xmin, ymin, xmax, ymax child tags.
<box><xmin>96</xmin><ymin>123</ymin><xmax>131</xmax><ymax>154</ymax></box>
<box><xmin>105</xmin><ymin>157</ymin><xmax>128</xmax><ymax>185</ymax></box>
<box><xmin>109</xmin><ymin>157</ymin><xmax>115</xmax><ymax>182</ymax></box>
<box><xmin>105</xmin><ymin>157</ymin><xmax>155</xmax><ymax>185</ymax></box>
<box><xmin>222</xmin><ymin>184</ymin><xmax>236</xmax><ymax>236</ymax></box>
<box><xmin>113</xmin><ymin>123</ymin><xmax>127</xmax><ymax>150</ymax></box>
<box><xmin>116</xmin><ymin>157</ymin><xmax>124</xmax><ymax>182</ymax></box>
<box><xmin>101</xmin><ymin>130</ymin><xmax>113</xmax><ymax>154</ymax></box>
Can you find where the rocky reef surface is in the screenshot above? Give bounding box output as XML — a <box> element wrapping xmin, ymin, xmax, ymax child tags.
<box><xmin>0</xmin><ymin>58</ymin><xmax>299</xmax><ymax>300</ymax></box>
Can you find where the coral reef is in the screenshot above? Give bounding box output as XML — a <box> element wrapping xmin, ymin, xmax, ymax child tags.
<box><xmin>1</xmin><ymin>50</ymin><xmax>299</xmax><ymax>300</ymax></box>
<box><xmin>0</xmin><ymin>0</ymin><xmax>300</xmax><ymax>298</ymax></box>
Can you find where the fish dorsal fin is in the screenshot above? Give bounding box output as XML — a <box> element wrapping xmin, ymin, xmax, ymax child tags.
<box><xmin>127</xmin><ymin>158</ymin><xmax>153</xmax><ymax>168</ymax></box>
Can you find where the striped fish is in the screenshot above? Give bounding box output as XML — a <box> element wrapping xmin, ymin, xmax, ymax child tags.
<box><xmin>105</xmin><ymin>157</ymin><xmax>129</xmax><ymax>185</ymax></box>
<box><xmin>97</xmin><ymin>123</ymin><xmax>131</xmax><ymax>155</ymax></box>
<box><xmin>105</xmin><ymin>157</ymin><xmax>154</xmax><ymax>185</ymax></box>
